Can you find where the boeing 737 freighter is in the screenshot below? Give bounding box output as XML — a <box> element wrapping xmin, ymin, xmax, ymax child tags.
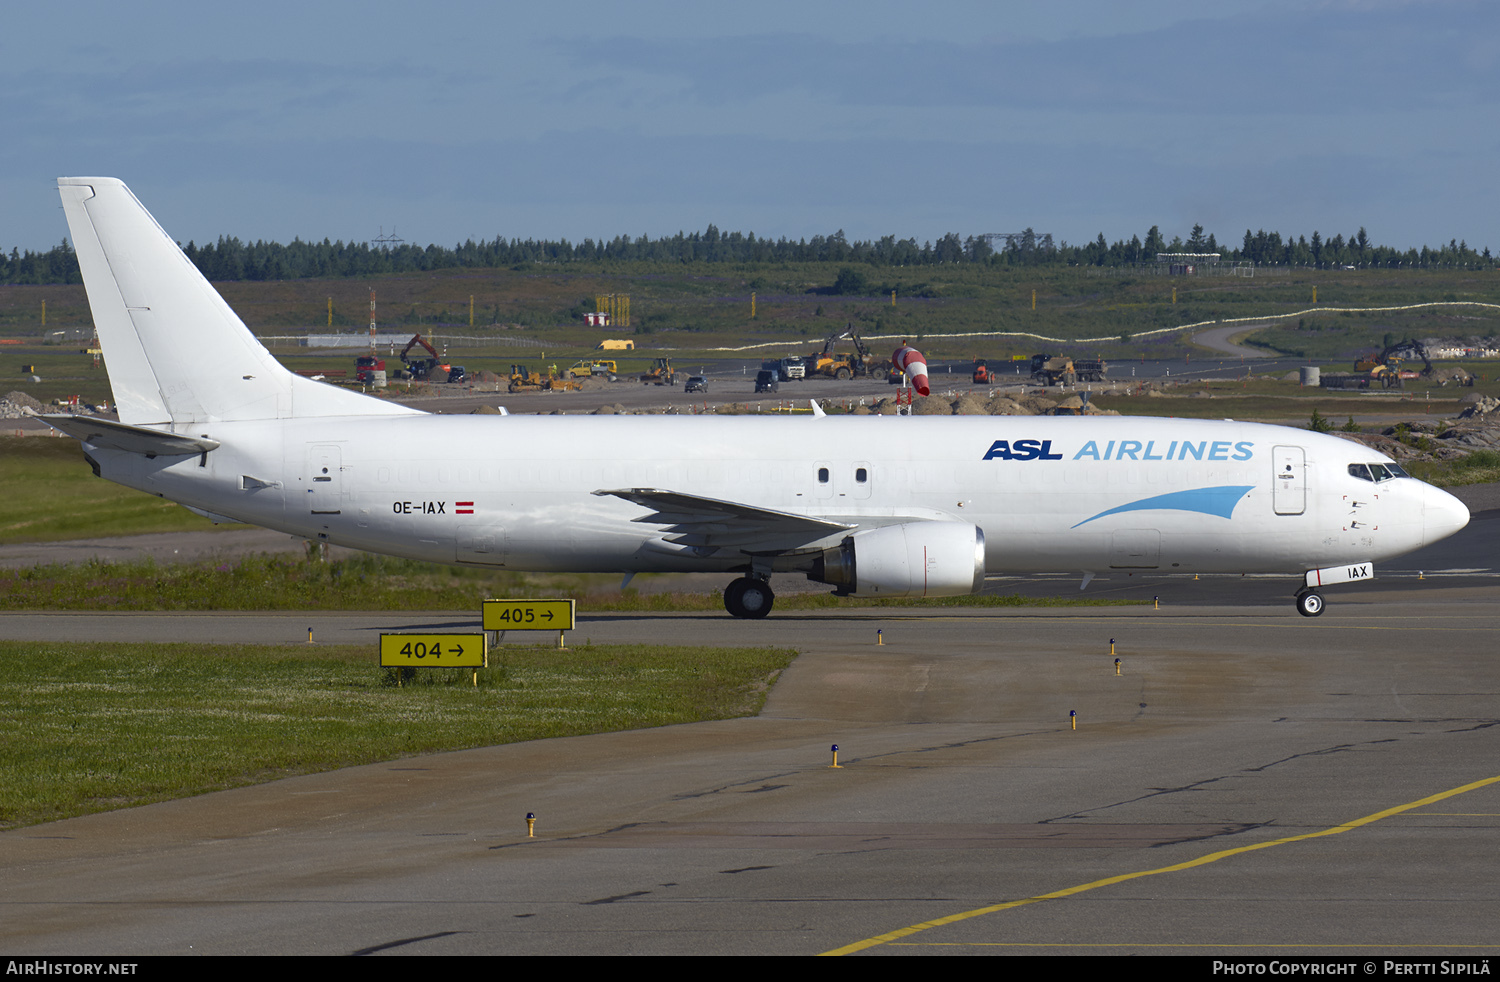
<box><xmin>41</xmin><ymin>178</ymin><xmax>1470</xmax><ymax>617</ymax></box>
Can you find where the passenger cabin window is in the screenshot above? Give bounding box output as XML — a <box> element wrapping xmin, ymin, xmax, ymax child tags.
<box><xmin>855</xmin><ymin>467</ymin><xmax>868</xmax><ymax>483</ymax></box>
<box><xmin>818</xmin><ymin>467</ymin><xmax>830</xmax><ymax>483</ymax></box>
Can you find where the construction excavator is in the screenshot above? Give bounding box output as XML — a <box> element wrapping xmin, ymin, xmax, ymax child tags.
<box><xmin>809</xmin><ymin>325</ymin><xmax>879</xmax><ymax>379</ymax></box>
<box><xmin>397</xmin><ymin>333</ymin><xmax>443</xmax><ymax>381</ymax></box>
<box><xmin>1354</xmin><ymin>339</ymin><xmax>1434</xmax><ymax>389</ymax></box>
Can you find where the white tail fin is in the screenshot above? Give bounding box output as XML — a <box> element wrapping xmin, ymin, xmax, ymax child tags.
<box><xmin>57</xmin><ymin>177</ymin><xmax>419</xmax><ymax>426</ymax></box>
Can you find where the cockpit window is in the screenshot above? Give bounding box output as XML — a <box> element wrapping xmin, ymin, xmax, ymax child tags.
<box><xmin>1349</xmin><ymin>462</ymin><xmax>1407</xmax><ymax>483</ymax></box>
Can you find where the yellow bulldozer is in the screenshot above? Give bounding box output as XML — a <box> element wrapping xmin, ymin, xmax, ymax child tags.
<box><xmin>508</xmin><ymin>364</ymin><xmax>546</xmax><ymax>393</ymax></box>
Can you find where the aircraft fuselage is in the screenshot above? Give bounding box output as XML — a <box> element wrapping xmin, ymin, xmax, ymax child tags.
<box><xmin>87</xmin><ymin>412</ymin><xmax>1466</xmax><ymax>578</ymax></box>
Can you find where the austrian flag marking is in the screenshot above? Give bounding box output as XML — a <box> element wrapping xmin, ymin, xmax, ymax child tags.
<box><xmin>456</xmin><ymin>501</ymin><xmax>474</xmax><ymax>515</ymax></box>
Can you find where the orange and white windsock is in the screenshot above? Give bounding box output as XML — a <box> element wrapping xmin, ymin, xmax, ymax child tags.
<box><xmin>892</xmin><ymin>343</ymin><xmax>930</xmax><ymax>396</ymax></box>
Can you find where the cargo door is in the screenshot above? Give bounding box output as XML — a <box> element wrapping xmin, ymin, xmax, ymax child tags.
<box><xmin>457</xmin><ymin>526</ymin><xmax>507</xmax><ymax>566</ymax></box>
<box><xmin>1109</xmin><ymin>529</ymin><xmax>1160</xmax><ymax>568</ymax></box>
<box><xmin>1273</xmin><ymin>445</ymin><xmax>1306</xmax><ymax>515</ymax></box>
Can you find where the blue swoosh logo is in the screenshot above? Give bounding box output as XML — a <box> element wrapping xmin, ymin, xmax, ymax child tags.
<box><xmin>1071</xmin><ymin>485</ymin><xmax>1255</xmax><ymax>529</ymax></box>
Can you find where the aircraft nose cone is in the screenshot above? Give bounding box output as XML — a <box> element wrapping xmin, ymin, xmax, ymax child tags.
<box><xmin>1422</xmin><ymin>484</ymin><xmax>1470</xmax><ymax>545</ymax></box>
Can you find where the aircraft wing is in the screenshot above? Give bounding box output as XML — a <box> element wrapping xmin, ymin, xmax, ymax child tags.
<box><xmin>593</xmin><ymin>487</ymin><xmax>854</xmax><ymax>550</ymax></box>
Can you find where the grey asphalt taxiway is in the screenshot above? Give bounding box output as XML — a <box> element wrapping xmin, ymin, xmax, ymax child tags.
<box><xmin>2</xmin><ymin>501</ymin><xmax>1499</xmax><ymax>956</ymax></box>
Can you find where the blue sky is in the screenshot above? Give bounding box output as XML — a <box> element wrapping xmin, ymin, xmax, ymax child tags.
<box><xmin>2</xmin><ymin>0</ymin><xmax>1494</xmax><ymax>254</ymax></box>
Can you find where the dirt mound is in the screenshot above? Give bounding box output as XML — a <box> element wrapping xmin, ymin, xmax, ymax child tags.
<box><xmin>984</xmin><ymin>396</ymin><xmax>1031</xmax><ymax>415</ymax></box>
<box><xmin>951</xmin><ymin>393</ymin><xmax>990</xmax><ymax>416</ymax></box>
<box><xmin>2</xmin><ymin>390</ymin><xmax>44</xmax><ymax>412</ymax></box>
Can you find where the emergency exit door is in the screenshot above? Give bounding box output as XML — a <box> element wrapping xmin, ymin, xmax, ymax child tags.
<box><xmin>307</xmin><ymin>444</ymin><xmax>343</xmax><ymax>515</ymax></box>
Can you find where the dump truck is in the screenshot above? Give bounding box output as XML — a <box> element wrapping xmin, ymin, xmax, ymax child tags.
<box><xmin>1029</xmin><ymin>354</ymin><xmax>1074</xmax><ymax>386</ymax></box>
<box><xmin>763</xmin><ymin>356</ymin><xmax>805</xmax><ymax>381</ymax></box>
<box><xmin>1074</xmin><ymin>358</ymin><xmax>1107</xmax><ymax>382</ymax></box>
<box><xmin>1318</xmin><ymin>373</ymin><xmax>1371</xmax><ymax>390</ymax></box>
<box><xmin>354</xmin><ymin>355</ymin><xmax>385</xmax><ymax>383</ymax></box>
<box><xmin>1030</xmin><ymin>353</ymin><xmax>1107</xmax><ymax>386</ymax></box>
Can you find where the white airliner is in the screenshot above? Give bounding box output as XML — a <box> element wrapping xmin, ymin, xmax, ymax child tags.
<box><xmin>43</xmin><ymin>177</ymin><xmax>1469</xmax><ymax>618</ymax></box>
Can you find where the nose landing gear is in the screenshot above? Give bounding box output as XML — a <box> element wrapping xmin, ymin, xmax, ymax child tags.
<box><xmin>1295</xmin><ymin>589</ymin><xmax>1325</xmax><ymax>617</ymax></box>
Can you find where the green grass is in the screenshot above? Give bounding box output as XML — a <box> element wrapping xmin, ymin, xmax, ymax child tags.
<box><xmin>0</xmin><ymin>552</ymin><xmax>1141</xmax><ymax>611</ymax></box>
<box><xmin>0</xmin><ymin>436</ymin><xmax>239</xmax><ymax>542</ymax></box>
<box><xmin>1403</xmin><ymin>449</ymin><xmax>1500</xmax><ymax>487</ymax></box>
<box><xmin>0</xmin><ymin>640</ymin><xmax>795</xmax><ymax>830</ymax></box>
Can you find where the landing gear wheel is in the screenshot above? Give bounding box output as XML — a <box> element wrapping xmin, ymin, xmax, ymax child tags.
<box><xmin>724</xmin><ymin>577</ymin><xmax>775</xmax><ymax>619</ymax></box>
<box><xmin>1295</xmin><ymin>590</ymin><xmax>1325</xmax><ymax>617</ymax></box>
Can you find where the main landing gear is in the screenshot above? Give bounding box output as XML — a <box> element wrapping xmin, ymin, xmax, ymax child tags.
<box><xmin>1295</xmin><ymin>588</ymin><xmax>1325</xmax><ymax>617</ymax></box>
<box><xmin>724</xmin><ymin>576</ymin><xmax>775</xmax><ymax>619</ymax></box>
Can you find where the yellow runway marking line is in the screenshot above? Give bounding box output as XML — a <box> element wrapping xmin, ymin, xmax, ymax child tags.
<box><xmin>890</xmin><ymin>943</ymin><xmax>1500</xmax><ymax>950</ymax></box>
<box><xmin>821</xmin><ymin>773</ymin><xmax>1500</xmax><ymax>957</ymax></box>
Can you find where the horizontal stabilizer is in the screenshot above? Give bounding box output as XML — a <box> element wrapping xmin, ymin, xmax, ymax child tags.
<box><xmin>40</xmin><ymin>414</ymin><xmax>220</xmax><ymax>457</ymax></box>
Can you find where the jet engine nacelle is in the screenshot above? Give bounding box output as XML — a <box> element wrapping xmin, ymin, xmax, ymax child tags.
<box><xmin>813</xmin><ymin>521</ymin><xmax>986</xmax><ymax>598</ymax></box>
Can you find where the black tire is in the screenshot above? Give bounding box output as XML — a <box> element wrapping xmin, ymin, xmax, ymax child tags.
<box><xmin>835</xmin><ymin>367</ymin><xmax>851</xmax><ymax>380</ymax></box>
<box><xmin>724</xmin><ymin>577</ymin><xmax>774</xmax><ymax>619</ymax></box>
<box><xmin>1296</xmin><ymin>590</ymin><xmax>1325</xmax><ymax>617</ymax></box>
